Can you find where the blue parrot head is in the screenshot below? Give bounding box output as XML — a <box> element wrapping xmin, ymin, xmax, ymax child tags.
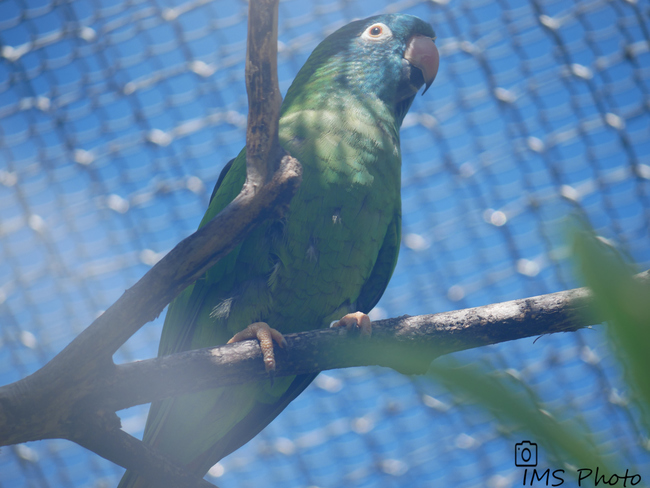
<box><xmin>285</xmin><ymin>14</ymin><xmax>439</xmax><ymax>124</ymax></box>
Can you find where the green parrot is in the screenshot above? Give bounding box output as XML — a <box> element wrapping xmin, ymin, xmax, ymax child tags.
<box><xmin>119</xmin><ymin>13</ymin><xmax>439</xmax><ymax>487</ymax></box>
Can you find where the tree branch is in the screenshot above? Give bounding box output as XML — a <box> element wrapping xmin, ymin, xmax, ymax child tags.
<box><xmin>61</xmin><ymin>270</ymin><xmax>650</xmax><ymax>415</ymax></box>
<box><xmin>70</xmin><ymin>413</ymin><xmax>217</xmax><ymax>488</ymax></box>
<box><xmin>5</xmin><ymin>271</ymin><xmax>646</xmax><ymax>449</ymax></box>
<box><xmin>0</xmin><ymin>2</ymin><xmax>293</xmax><ymax>486</ymax></box>
<box><xmin>0</xmin><ymin>152</ymin><xmax>301</xmax><ymax>443</ymax></box>
<box><xmin>245</xmin><ymin>0</ymin><xmax>283</xmax><ymax>186</ymax></box>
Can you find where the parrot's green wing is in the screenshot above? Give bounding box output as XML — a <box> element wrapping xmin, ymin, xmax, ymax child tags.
<box><xmin>157</xmin><ymin>153</ymin><xmax>247</xmax><ymax>358</ymax></box>
<box><xmin>141</xmin><ymin>154</ymin><xmax>319</xmax><ymax>473</ymax></box>
<box><xmin>119</xmin><ymin>13</ymin><xmax>438</xmax><ymax>487</ymax></box>
<box><xmin>356</xmin><ymin>212</ymin><xmax>401</xmax><ymax>313</ymax></box>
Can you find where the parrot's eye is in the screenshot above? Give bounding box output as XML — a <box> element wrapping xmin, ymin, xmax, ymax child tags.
<box><xmin>361</xmin><ymin>23</ymin><xmax>392</xmax><ymax>42</ymax></box>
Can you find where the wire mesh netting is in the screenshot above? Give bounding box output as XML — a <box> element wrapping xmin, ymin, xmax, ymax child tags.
<box><xmin>1</xmin><ymin>0</ymin><xmax>649</xmax><ymax>486</ymax></box>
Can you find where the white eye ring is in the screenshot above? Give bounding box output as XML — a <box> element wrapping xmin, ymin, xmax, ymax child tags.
<box><xmin>361</xmin><ymin>23</ymin><xmax>392</xmax><ymax>42</ymax></box>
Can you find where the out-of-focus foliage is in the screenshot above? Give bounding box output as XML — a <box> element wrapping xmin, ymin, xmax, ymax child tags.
<box><xmin>573</xmin><ymin>223</ymin><xmax>650</xmax><ymax>430</ymax></box>
<box><xmin>425</xmin><ymin>224</ymin><xmax>649</xmax><ymax>486</ymax></box>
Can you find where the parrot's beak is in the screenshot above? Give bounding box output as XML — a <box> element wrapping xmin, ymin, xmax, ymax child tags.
<box><xmin>404</xmin><ymin>35</ymin><xmax>439</xmax><ymax>94</ymax></box>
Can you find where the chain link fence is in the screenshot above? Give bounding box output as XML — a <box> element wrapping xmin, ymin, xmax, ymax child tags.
<box><xmin>1</xmin><ymin>0</ymin><xmax>649</xmax><ymax>486</ymax></box>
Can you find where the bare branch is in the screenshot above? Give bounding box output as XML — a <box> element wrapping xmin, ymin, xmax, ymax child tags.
<box><xmin>0</xmin><ymin>2</ymin><xmax>294</xmax><ymax>483</ymax></box>
<box><xmin>25</xmin><ymin>1</ymin><xmax>291</xmax><ymax>385</ymax></box>
<box><xmin>1</xmin><ymin>259</ymin><xmax>646</xmax><ymax>478</ymax></box>
<box><xmin>71</xmin><ymin>413</ymin><xmax>217</xmax><ymax>488</ymax></box>
<box><xmin>76</xmin><ymin>269</ymin><xmax>650</xmax><ymax>414</ymax></box>
<box><xmin>0</xmin><ymin>153</ymin><xmax>301</xmax><ymax>442</ymax></box>
<box><xmin>245</xmin><ymin>0</ymin><xmax>283</xmax><ymax>186</ymax></box>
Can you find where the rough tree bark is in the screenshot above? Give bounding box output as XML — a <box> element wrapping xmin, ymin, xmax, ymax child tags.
<box><xmin>36</xmin><ymin>271</ymin><xmax>650</xmax><ymax>415</ymax></box>
<box><xmin>0</xmin><ymin>1</ymin><xmax>296</xmax><ymax>487</ymax></box>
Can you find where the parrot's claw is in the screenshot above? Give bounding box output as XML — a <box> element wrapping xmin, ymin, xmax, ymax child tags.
<box><xmin>227</xmin><ymin>322</ymin><xmax>286</xmax><ymax>374</ymax></box>
<box><xmin>331</xmin><ymin>311</ymin><xmax>372</xmax><ymax>337</ymax></box>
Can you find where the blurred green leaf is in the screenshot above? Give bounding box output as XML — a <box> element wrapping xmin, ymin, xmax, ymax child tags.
<box><xmin>572</xmin><ymin>225</ymin><xmax>650</xmax><ymax>419</ymax></box>
<box><xmin>427</xmin><ymin>359</ymin><xmax>622</xmax><ymax>482</ymax></box>
<box><xmin>420</xmin><ymin>219</ymin><xmax>650</xmax><ymax>486</ymax></box>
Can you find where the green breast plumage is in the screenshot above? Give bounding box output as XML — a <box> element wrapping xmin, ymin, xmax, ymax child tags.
<box><xmin>184</xmin><ymin>93</ymin><xmax>402</xmax><ymax>350</ymax></box>
<box><xmin>268</xmin><ymin>95</ymin><xmax>402</xmax><ymax>331</ymax></box>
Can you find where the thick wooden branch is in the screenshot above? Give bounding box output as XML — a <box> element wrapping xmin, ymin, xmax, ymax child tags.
<box><xmin>0</xmin><ymin>0</ymin><xmax>292</xmax><ymax>476</ymax></box>
<box><xmin>0</xmin><ymin>275</ymin><xmax>592</xmax><ymax>446</ymax></box>
<box><xmin>5</xmin><ymin>271</ymin><xmax>647</xmax><ymax>449</ymax></box>
<box><xmin>70</xmin><ymin>414</ymin><xmax>217</xmax><ymax>488</ymax></box>
<box><xmin>245</xmin><ymin>0</ymin><xmax>282</xmax><ymax>186</ymax></box>
<box><xmin>0</xmin><ymin>1</ymin><xmax>287</xmax><ymax>486</ymax></box>
<box><xmin>0</xmin><ymin>153</ymin><xmax>301</xmax><ymax>443</ymax></box>
<box><xmin>70</xmin><ymin>269</ymin><xmax>650</xmax><ymax>415</ymax></box>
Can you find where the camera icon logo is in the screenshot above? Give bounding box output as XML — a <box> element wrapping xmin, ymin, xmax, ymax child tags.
<box><xmin>515</xmin><ymin>441</ymin><xmax>538</xmax><ymax>467</ymax></box>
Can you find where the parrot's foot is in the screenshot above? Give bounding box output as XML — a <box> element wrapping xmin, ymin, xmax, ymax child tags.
<box><xmin>331</xmin><ymin>312</ymin><xmax>372</xmax><ymax>337</ymax></box>
<box><xmin>228</xmin><ymin>322</ymin><xmax>287</xmax><ymax>373</ymax></box>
